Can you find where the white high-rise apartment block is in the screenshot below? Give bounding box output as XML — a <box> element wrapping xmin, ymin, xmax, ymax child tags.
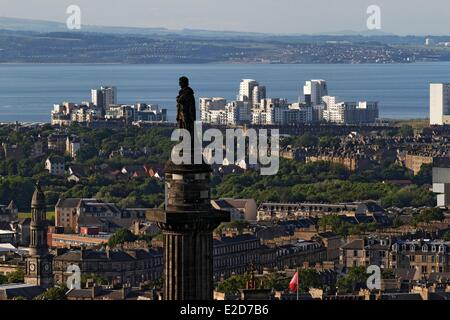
<box><xmin>425</xmin><ymin>38</ymin><xmax>435</xmax><ymax>46</ymax></box>
<box><xmin>252</xmin><ymin>108</ymin><xmax>270</xmax><ymax>125</ymax></box>
<box><xmin>322</xmin><ymin>96</ymin><xmax>378</xmax><ymax>124</ymax></box>
<box><xmin>252</xmin><ymin>99</ymin><xmax>312</xmax><ymax>125</ymax></box>
<box><xmin>103</xmin><ymin>86</ymin><xmax>117</xmax><ymax>109</ymax></box>
<box><xmin>252</xmin><ymin>85</ymin><xmax>266</xmax><ymax>106</ymax></box>
<box><xmin>226</xmin><ymin>101</ymin><xmax>251</xmax><ymax>125</ymax></box>
<box><xmin>288</xmin><ymin>103</ymin><xmax>313</xmax><ymax>124</ymax></box>
<box><xmin>91</xmin><ymin>86</ymin><xmax>117</xmax><ymax>110</ymax></box>
<box><xmin>430</xmin><ymin>83</ymin><xmax>450</xmax><ymax>125</ymax></box>
<box><xmin>239</xmin><ymin>79</ymin><xmax>259</xmax><ymax>105</ymax></box>
<box><xmin>200</xmin><ymin>97</ymin><xmax>254</xmax><ymax>125</ymax></box>
<box><xmin>322</xmin><ymin>96</ymin><xmax>345</xmax><ymax>123</ymax></box>
<box><xmin>261</xmin><ymin>98</ymin><xmax>289</xmax><ymax>125</ymax></box>
<box><xmin>206</xmin><ymin>109</ymin><xmax>228</xmax><ymax>125</ymax></box>
<box><xmin>91</xmin><ymin>89</ymin><xmax>102</xmax><ymax>107</ymax></box>
<box><xmin>252</xmin><ymin>98</ymin><xmax>289</xmax><ymax>125</ymax></box>
<box><xmin>303</xmin><ymin>80</ymin><xmax>328</xmax><ymax>106</ymax></box>
<box><xmin>199</xmin><ymin>97</ymin><xmax>227</xmax><ymax>122</ymax></box>
<box><xmin>433</xmin><ymin>166</ymin><xmax>450</xmax><ymax>207</ymax></box>
<box><xmin>354</xmin><ymin>101</ymin><xmax>379</xmax><ymax>123</ymax></box>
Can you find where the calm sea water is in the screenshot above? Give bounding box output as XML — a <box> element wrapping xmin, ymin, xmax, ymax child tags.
<box><xmin>1</xmin><ymin>62</ymin><xmax>450</xmax><ymax>122</ymax></box>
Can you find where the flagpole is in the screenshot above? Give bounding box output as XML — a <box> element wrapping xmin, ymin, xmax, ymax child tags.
<box><xmin>296</xmin><ymin>267</ymin><xmax>299</xmax><ymax>301</ymax></box>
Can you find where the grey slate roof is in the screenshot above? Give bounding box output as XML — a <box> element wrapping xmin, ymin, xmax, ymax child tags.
<box><xmin>54</xmin><ymin>248</ymin><xmax>162</xmax><ymax>262</ymax></box>
<box><xmin>55</xmin><ymin>198</ymin><xmax>82</xmax><ymax>208</ymax></box>
<box><xmin>341</xmin><ymin>239</ymin><xmax>365</xmax><ymax>250</ymax></box>
<box><xmin>0</xmin><ymin>283</ymin><xmax>45</xmax><ymax>300</ymax></box>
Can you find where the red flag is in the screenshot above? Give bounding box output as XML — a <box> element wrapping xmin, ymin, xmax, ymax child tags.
<box><xmin>289</xmin><ymin>271</ymin><xmax>298</xmax><ymax>293</ymax></box>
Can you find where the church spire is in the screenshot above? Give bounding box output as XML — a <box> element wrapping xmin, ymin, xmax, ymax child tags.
<box><xmin>31</xmin><ymin>180</ymin><xmax>46</xmax><ymax>208</ymax></box>
<box><xmin>25</xmin><ymin>180</ymin><xmax>53</xmax><ymax>288</ymax></box>
<box><xmin>29</xmin><ymin>180</ymin><xmax>47</xmax><ymax>255</ymax></box>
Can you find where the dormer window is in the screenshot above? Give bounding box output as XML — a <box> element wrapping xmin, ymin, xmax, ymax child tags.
<box><xmin>431</xmin><ymin>246</ymin><xmax>437</xmax><ymax>253</ymax></box>
<box><xmin>422</xmin><ymin>245</ymin><xmax>428</xmax><ymax>252</ymax></box>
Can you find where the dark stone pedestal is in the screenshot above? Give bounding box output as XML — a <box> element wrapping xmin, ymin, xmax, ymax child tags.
<box><xmin>147</xmin><ymin>161</ymin><xmax>229</xmax><ymax>300</ymax></box>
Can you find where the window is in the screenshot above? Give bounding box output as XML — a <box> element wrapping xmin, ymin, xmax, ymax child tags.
<box><xmin>353</xmin><ymin>250</ymin><xmax>358</xmax><ymax>257</ymax></box>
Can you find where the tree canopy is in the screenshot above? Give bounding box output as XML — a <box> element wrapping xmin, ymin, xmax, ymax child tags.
<box><xmin>107</xmin><ymin>228</ymin><xmax>137</xmax><ymax>247</ymax></box>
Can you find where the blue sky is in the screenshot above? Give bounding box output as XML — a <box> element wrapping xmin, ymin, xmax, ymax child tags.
<box><xmin>0</xmin><ymin>0</ymin><xmax>448</xmax><ymax>35</ymax></box>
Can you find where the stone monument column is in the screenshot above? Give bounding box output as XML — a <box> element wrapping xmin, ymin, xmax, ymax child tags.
<box><xmin>148</xmin><ymin>77</ymin><xmax>229</xmax><ymax>300</ymax></box>
<box><xmin>149</xmin><ymin>163</ymin><xmax>229</xmax><ymax>300</ymax></box>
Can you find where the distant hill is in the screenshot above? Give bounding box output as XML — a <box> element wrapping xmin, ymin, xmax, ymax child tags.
<box><xmin>314</xmin><ymin>29</ymin><xmax>394</xmax><ymax>36</ymax></box>
<box><xmin>0</xmin><ymin>16</ymin><xmax>269</xmax><ymax>38</ymax></box>
<box><xmin>4</xmin><ymin>16</ymin><xmax>448</xmax><ymax>44</ymax></box>
<box><xmin>1</xmin><ymin>16</ymin><xmax>450</xmax><ymax>64</ymax></box>
<box><xmin>0</xmin><ymin>16</ymin><xmax>66</xmax><ymax>33</ymax></box>
<box><xmin>0</xmin><ymin>16</ymin><xmax>414</xmax><ymax>39</ymax></box>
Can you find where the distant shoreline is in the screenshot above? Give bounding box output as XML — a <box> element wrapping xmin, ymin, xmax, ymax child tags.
<box><xmin>0</xmin><ymin>119</ymin><xmax>430</xmax><ymax>126</ymax></box>
<box><xmin>0</xmin><ymin>61</ymin><xmax>446</xmax><ymax>65</ymax></box>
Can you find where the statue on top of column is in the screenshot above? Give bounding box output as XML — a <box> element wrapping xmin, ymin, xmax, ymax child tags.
<box><xmin>176</xmin><ymin>76</ymin><xmax>196</xmax><ymax>135</ymax></box>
